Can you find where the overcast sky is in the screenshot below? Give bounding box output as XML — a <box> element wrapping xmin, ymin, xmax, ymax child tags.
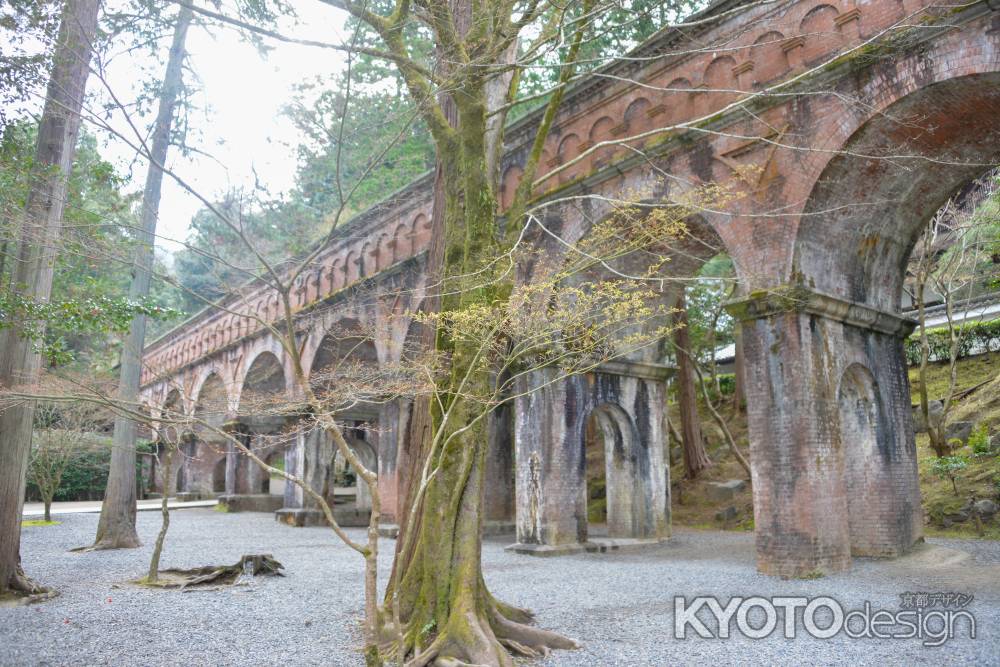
<box><xmin>95</xmin><ymin>0</ymin><xmax>349</xmax><ymax>253</ymax></box>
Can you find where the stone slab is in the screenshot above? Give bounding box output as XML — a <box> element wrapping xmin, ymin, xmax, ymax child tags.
<box><xmin>217</xmin><ymin>494</ymin><xmax>284</xmax><ymax>513</ymax></box>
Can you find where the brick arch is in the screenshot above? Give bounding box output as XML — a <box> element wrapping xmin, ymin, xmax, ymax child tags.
<box><xmin>392</xmin><ymin>222</ymin><xmax>412</xmax><ymax>261</ymax></box>
<box><xmin>305</xmin><ymin>317</ymin><xmax>381</xmax><ymax>404</ymax></box>
<box><xmin>702</xmin><ymin>55</ymin><xmax>737</xmax><ymax>95</ymax></box>
<box><xmin>233</xmin><ymin>338</ymin><xmax>290</xmax><ymax>407</ymax></box>
<box><xmin>327</xmin><ymin>258</ymin><xmax>343</xmax><ymax>293</ymax></box>
<box><xmin>587</xmin><ymin>116</ymin><xmax>616</xmax><ymax>167</ymax></box>
<box><xmin>412</xmin><ymin>214</ymin><xmax>431</xmax><ymax>250</ymax></box>
<box><xmin>750</xmin><ymin>30</ymin><xmax>788</xmax><ymax>84</ymax></box>
<box><xmin>798</xmin><ymin>4</ymin><xmax>841</xmax><ymax>63</ymax></box>
<box><xmin>555</xmin><ymin>133</ymin><xmax>580</xmax><ymax>176</ymax></box>
<box><xmin>345</xmin><ymin>248</ymin><xmax>360</xmax><ymax>283</ymax></box>
<box><xmin>190</xmin><ymin>364</ymin><xmax>234</xmax><ymax>413</ymax></box>
<box><xmin>501</xmin><ymin>164</ymin><xmax>523</xmax><ymax>210</ymax></box>
<box><xmin>156</xmin><ymin>387</ymin><xmax>186</xmax><ymax>443</ymax></box>
<box><xmin>377</xmin><ymin>233</ymin><xmax>393</xmax><ymax>271</ymax></box>
<box><xmin>362</xmin><ymin>240</ymin><xmax>376</xmax><ymax>277</ymax></box>
<box><xmin>622</xmin><ymin>97</ymin><xmax>651</xmax><ymax>136</ymax></box>
<box><xmin>663</xmin><ymin>78</ymin><xmax>693</xmax><ymax>126</ymax></box>
<box><xmin>794</xmin><ymin>60</ymin><xmax>1000</xmax><ymax>311</ymax></box>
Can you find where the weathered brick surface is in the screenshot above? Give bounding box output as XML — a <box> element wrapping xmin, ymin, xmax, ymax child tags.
<box><xmin>140</xmin><ymin>1</ymin><xmax>999</xmax><ymax>575</ymax></box>
<box><xmin>512</xmin><ymin>367</ymin><xmax>668</xmax><ymax>547</ymax></box>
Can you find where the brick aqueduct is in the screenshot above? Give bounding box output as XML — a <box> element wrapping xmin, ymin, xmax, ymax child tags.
<box><xmin>139</xmin><ymin>0</ymin><xmax>1000</xmax><ymax>576</ymax></box>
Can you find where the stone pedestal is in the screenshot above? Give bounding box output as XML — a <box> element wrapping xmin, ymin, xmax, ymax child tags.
<box><xmin>275</xmin><ymin>506</ymin><xmax>371</xmax><ymax>527</ymax></box>
<box><xmin>217</xmin><ymin>494</ymin><xmax>284</xmax><ymax>513</ymax></box>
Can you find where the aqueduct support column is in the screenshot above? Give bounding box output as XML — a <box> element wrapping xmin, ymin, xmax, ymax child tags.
<box><xmin>376</xmin><ymin>399</ymin><xmax>409</xmax><ymax>526</ymax></box>
<box><xmin>508</xmin><ymin>363</ymin><xmax>669</xmax><ymax>555</ymax></box>
<box><xmin>728</xmin><ymin>287</ymin><xmax>923</xmax><ymax>577</ymax></box>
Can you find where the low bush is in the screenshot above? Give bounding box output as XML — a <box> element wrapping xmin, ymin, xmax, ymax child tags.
<box><xmin>905</xmin><ymin>318</ymin><xmax>1000</xmax><ymax>365</ymax></box>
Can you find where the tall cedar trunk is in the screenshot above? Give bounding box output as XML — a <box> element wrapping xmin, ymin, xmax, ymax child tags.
<box><xmin>0</xmin><ymin>0</ymin><xmax>101</xmax><ymax>595</ymax></box>
<box><xmin>673</xmin><ymin>291</ymin><xmax>712</xmax><ymax>479</ymax></box>
<box><xmin>93</xmin><ymin>4</ymin><xmax>192</xmax><ymax>551</ymax></box>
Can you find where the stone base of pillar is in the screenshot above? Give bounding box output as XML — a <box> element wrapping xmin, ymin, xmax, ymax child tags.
<box><xmin>274</xmin><ymin>506</ymin><xmax>371</xmax><ymax>528</ymax></box>
<box><xmin>216</xmin><ymin>494</ymin><xmax>284</xmax><ymax>513</ymax></box>
<box><xmin>484</xmin><ymin>521</ymin><xmax>515</xmax><ymax>536</ymax></box>
<box><xmin>176</xmin><ymin>491</ymin><xmax>216</xmax><ymax>502</ymax></box>
<box><xmin>377</xmin><ymin>523</ymin><xmax>399</xmax><ymax>538</ymax></box>
<box><xmin>505</xmin><ymin>536</ymin><xmax>667</xmax><ymax>557</ymax></box>
<box><xmin>375</xmin><ymin>520</ymin><xmax>515</xmax><ymax>540</ymax></box>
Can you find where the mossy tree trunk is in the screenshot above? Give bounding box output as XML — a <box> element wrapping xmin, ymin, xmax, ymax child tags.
<box><xmin>380</xmin><ymin>44</ymin><xmax>585</xmax><ymax>664</ymax></box>
<box><xmin>334</xmin><ymin>0</ymin><xmax>592</xmax><ymax>660</ymax></box>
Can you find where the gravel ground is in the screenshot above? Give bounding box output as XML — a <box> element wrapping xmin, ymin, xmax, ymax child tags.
<box><xmin>3</xmin><ymin>510</ymin><xmax>998</xmax><ymax>666</ymax></box>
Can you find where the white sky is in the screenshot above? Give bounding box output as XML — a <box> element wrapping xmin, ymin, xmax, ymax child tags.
<box><xmin>96</xmin><ymin>0</ymin><xmax>349</xmax><ymax>252</ymax></box>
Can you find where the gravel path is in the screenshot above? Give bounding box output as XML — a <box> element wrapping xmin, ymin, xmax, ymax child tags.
<box><xmin>3</xmin><ymin>511</ymin><xmax>998</xmax><ymax>666</ymax></box>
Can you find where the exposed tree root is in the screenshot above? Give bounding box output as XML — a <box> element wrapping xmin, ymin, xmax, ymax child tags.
<box><xmin>386</xmin><ymin>591</ymin><xmax>579</xmax><ymax>667</ymax></box>
<box><xmin>0</xmin><ymin>566</ymin><xmax>57</xmax><ymax>606</ymax></box>
<box><xmin>71</xmin><ymin>534</ymin><xmax>142</xmax><ymax>553</ymax></box>
<box><xmin>134</xmin><ymin>554</ymin><xmax>284</xmax><ymax>589</ymax></box>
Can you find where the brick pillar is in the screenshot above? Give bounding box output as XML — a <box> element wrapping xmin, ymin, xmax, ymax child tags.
<box><xmin>513</xmin><ymin>368</ymin><xmax>587</xmax><ymax>549</ymax></box>
<box><xmin>378</xmin><ymin>400</ymin><xmax>404</xmax><ymax>524</ymax></box>
<box><xmin>282</xmin><ymin>429</ymin><xmax>305</xmax><ymax>509</ymax></box>
<box><xmin>728</xmin><ymin>287</ymin><xmax>922</xmax><ymax>577</ymax></box>
<box><xmin>484</xmin><ymin>398</ymin><xmax>515</xmax><ymax>531</ymax></box>
<box><xmin>302</xmin><ymin>427</ymin><xmax>333</xmax><ymax>509</ymax></box>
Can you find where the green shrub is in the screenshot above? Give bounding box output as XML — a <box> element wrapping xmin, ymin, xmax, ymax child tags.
<box><xmin>931</xmin><ymin>455</ymin><xmax>969</xmax><ymax>495</ymax></box>
<box><xmin>905</xmin><ymin>319</ymin><xmax>1000</xmax><ymax>365</ymax></box>
<box><xmin>969</xmin><ymin>424</ymin><xmax>994</xmax><ymax>457</ymax></box>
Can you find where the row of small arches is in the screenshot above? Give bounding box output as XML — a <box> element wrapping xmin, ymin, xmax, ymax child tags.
<box><xmin>501</xmin><ymin>0</ymin><xmax>872</xmax><ymax>206</ymax></box>
<box><xmin>145</xmin><ymin>214</ymin><xmax>431</xmax><ymax>379</ymax></box>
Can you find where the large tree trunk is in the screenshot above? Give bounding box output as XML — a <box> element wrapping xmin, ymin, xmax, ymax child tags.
<box><xmin>381</xmin><ymin>69</ymin><xmax>577</xmax><ymax>663</ymax></box>
<box><xmin>0</xmin><ymin>0</ymin><xmax>101</xmax><ymax>596</ymax></box>
<box><xmin>672</xmin><ymin>291</ymin><xmax>712</xmax><ymax>479</ymax></box>
<box><xmin>92</xmin><ymin>4</ymin><xmax>192</xmax><ymax>551</ymax></box>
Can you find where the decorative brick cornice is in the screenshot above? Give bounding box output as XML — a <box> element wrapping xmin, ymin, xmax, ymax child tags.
<box><xmin>724</xmin><ymin>286</ymin><xmax>917</xmax><ymax>337</ymax></box>
<box><xmin>780</xmin><ymin>36</ymin><xmax>805</xmax><ymax>53</ymax></box>
<box><xmin>645</xmin><ymin>103</ymin><xmax>667</xmax><ymax>118</ymax></box>
<box><xmin>835</xmin><ymin>7</ymin><xmax>862</xmax><ymax>27</ymax></box>
<box><xmin>595</xmin><ymin>360</ymin><xmax>673</xmax><ymax>381</ymax></box>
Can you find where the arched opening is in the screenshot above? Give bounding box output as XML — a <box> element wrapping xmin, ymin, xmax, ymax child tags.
<box><xmin>188</xmin><ymin>372</ymin><xmax>229</xmax><ymax>497</ymax></box>
<box><xmin>212</xmin><ymin>457</ymin><xmax>227</xmax><ymax>493</ymax></box>
<box><xmin>331</xmin><ymin>434</ymin><xmax>377</xmax><ymax>511</ymax></box>
<box><xmin>581</xmin><ymin>403</ymin><xmax>646</xmax><ymax>540</ymax></box>
<box><xmin>152</xmin><ymin>389</ymin><xmax>185</xmax><ymax>496</ymax></box>
<box><xmin>235</xmin><ymin>352</ymin><xmax>289</xmax><ymax>497</ymax></box>
<box><xmin>310</xmin><ymin>319</ymin><xmax>380</xmax><ymax>409</ymax></box>
<box><xmin>795</xmin><ymin>73</ymin><xmax>1000</xmax><ymax>312</ymax></box>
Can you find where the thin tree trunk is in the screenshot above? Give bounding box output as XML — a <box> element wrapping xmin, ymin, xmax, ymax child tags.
<box><xmin>43</xmin><ymin>499</ymin><xmax>52</xmax><ymax>523</ymax></box>
<box><xmin>0</xmin><ymin>0</ymin><xmax>101</xmax><ymax>596</ymax></box>
<box><xmin>93</xmin><ymin>4</ymin><xmax>192</xmax><ymax>551</ymax></box>
<box><xmin>147</xmin><ymin>443</ymin><xmax>174</xmax><ymax>583</ymax></box>
<box><xmin>672</xmin><ymin>291</ymin><xmax>712</xmax><ymax>479</ymax></box>
<box><xmin>695</xmin><ymin>362</ymin><xmax>751</xmax><ymax>479</ymax></box>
